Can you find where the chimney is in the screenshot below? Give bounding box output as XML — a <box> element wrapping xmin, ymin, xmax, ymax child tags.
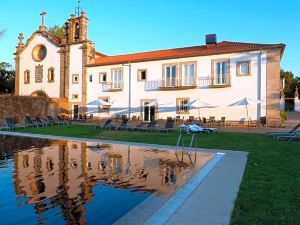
<box><xmin>205</xmin><ymin>34</ymin><xmax>217</xmax><ymax>45</ymax></box>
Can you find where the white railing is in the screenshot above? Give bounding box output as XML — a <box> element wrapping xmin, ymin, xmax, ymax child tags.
<box><xmin>102</xmin><ymin>82</ymin><xmax>124</xmax><ymax>92</ymax></box>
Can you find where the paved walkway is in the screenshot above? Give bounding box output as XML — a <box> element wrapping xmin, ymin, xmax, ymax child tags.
<box><xmin>0</xmin><ymin>131</ymin><xmax>248</xmax><ymax>225</ymax></box>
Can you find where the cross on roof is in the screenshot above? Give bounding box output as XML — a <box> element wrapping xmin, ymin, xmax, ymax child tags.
<box><xmin>40</xmin><ymin>11</ymin><xmax>46</xmax><ymax>26</ymax></box>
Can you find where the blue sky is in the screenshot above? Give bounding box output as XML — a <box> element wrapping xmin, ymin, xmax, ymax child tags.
<box><xmin>0</xmin><ymin>0</ymin><xmax>299</xmax><ymax>76</ymax></box>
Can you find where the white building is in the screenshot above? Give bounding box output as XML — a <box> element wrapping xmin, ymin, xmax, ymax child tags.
<box><xmin>15</xmin><ymin>11</ymin><xmax>285</xmax><ymax>122</ymax></box>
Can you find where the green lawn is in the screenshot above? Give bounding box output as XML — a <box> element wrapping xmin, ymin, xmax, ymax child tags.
<box><xmin>13</xmin><ymin>125</ymin><xmax>300</xmax><ymax>225</ymax></box>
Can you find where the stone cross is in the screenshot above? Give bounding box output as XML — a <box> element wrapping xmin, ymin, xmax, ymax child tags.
<box><xmin>40</xmin><ymin>11</ymin><xmax>46</xmax><ymax>26</ymax></box>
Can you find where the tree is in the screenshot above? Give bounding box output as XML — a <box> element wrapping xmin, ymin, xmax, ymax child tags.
<box><xmin>280</xmin><ymin>69</ymin><xmax>300</xmax><ymax>98</ymax></box>
<box><xmin>48</xmin><ymin>25</ymin><xmax>65</xmax><ymax>38</ymax></box>
<box><xmin>0</xmin><ymin>62</ymin><xmax>15</xmax><ymax>94</ymax></box>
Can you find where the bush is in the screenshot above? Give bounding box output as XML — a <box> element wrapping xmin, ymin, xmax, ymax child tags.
<box><xmin>280</xmin><ymin>111</ymin><xmax>287</xmax><ymax>120</ymax></box>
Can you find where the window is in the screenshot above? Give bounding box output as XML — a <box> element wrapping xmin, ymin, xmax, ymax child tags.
<box><xmin>212</xmin><ymin>59</ymin><xmax>230</xmax><ymax>85</ymax></box>
<box><xmin>98</xmin><ymin>97</ymin><xmax>110</xmax><ymax>112</ymax></box>
<box><xmin>99</xmin><ymin>72</ymin><xmax>107</xmax><ymax>83</ymax></box>
<box><xmin>72</xmin><ymin>94</ymin><xmax>79</xmax><ymax>99</ymax></box>
<box><xmin>182</xmin><ymin>62</ymin><xmax>196</xmax><ymax>86</ymax></box>
<box><xmin>48</xmin><ymin>67</ymin><xmax>55</xmax><ymax>83</ymax></box>
<box><xmin>89</xmin><ymin>74</ymin><xmax>93</xmax><ymax>82</ymax></box>
<box><xmin>138</xmin><ymin>69</ymin><xmax>147</xmax><ymax>81</ymax></box>
<box><xmin>24</xmin><ymin>70</ymin><xmax>30</xmax><ymax>84</ymax></box>
<box><xmin>163</xmin><ymin>64</ymin><xmax>177</xmax><ymax>86</ymax></box>
<box><xmin>176</xmin><ymin>98</ymin><xmax>190</xmax><ymax>114</ymax></box>
<box><xmin>35</xmin><ymin>65</ymin><xmax>43</xmax><ymax>83</ymax></box>
<box><xmin>112</xmin><ymin>68</ymin><xmax>123</xmax><ymax>89</ymax></box>
<box><xmin>237</xmin><ymin>61</ymin><xmax>251</xmax><ymax>76</ymax></box>
<box><xmin>72</xmin><ymin>74</ymin><xmax>79</xmax><ymax>84</ymax></box>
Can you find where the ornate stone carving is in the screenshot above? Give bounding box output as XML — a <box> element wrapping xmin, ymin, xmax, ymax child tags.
<box><xmin>18</xmin><ymin>33</ymin><xmax>24</xmax><ymax>47</ymax></box>
<box><xmin>32</xmin><ymin>45</ymin><xmax>47</xmax><ymax>62</ymax></box>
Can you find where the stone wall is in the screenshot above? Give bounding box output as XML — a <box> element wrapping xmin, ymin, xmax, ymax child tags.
<box><xmin>0</xmin><ymin>95</ymin><xmax>49</xmax><ymax>124</ymax></box>
<box><xmin>0</xmin><ymin>95</ymin><xmax>69</xmax><ymax>124</ymax></box>
<box><xmin>266</xmin><ymin>48</ymin><xmax>282</xmax><ymax>120</ymax></box>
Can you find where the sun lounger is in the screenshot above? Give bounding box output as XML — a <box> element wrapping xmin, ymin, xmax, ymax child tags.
<box><xmin>4</xmin><ymin>118</ymin><xmax>26</xmax><ymax>130</ymax></box>
<box><xmin>159</xmin><ymin>119</ymin><xmax>175</xmax><ymax>133</ymax></box>
<box><xmin>0</xmin><ymin>122</ymin><xmax>10</xmax><ymax>131</ymax></box>
<box><xmin>180</xmin><ymin>124</ymin><xmax>218</xmax><ymax>134</ymax></box>
<box><xmin>114</xmin><ymin>119</ymin><xmax>133</xmax><ymax>131</ymax></box>
<box><xmin>267</xmin><ymin>123</ymin><xmax>300</xmax><ymax>138</ymax></box>
<box><xmin>24</xmin><ymin>116</ymin><xmax>41</xmax><ymax>128</ymax></box>
<box><xmin>139</xmin><ymin>121</ymin><xmax>159</xmax><ymax>132</ymax></box>
<box><xmin>56</xmin><ymin>116</ymin><xmax>69</xmax><ymax>125</ymax></box>
<box><xmin>35</xmin><ymin>117</ymin><xmax>51</xmax><ymax>127</ymax></box>
<box><xmin>47</xmin><ymin>116</ymin><xmax>63</xmax><ymax>125</ymax></box>
<box><xmin>96</xmin><ymin>119</ymin><xmax>113</xmax><ymax>130</ymax></box>
<box><xmin>276</xmin><ymin>131</ymin><xmax>300</xmax><ymax>142</ymax></box>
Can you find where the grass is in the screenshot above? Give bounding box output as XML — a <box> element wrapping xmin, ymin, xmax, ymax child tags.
<box><xmin>11</xmin><ymin>125</ymin><xmax>300</xmax><ymax>225</ymax></box>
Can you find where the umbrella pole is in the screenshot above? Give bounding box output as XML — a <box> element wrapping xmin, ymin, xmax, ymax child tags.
<box><xmin>246</xmin><ymin>104</ymin><xmax>249</xmax><ymax>127</ymax></box>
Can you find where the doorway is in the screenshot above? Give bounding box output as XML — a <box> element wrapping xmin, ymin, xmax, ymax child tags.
<box><xmin>143</xmin><ymin>101</ymin><xmax>156</xmax><ymax>122</ymax></box>
<box><xmin>73</xmin><ymin>105</ymin><xmax>79</xmax><ymax>119</ymax></box>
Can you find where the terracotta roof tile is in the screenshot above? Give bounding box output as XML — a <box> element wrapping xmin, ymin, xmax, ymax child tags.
<box><xmin>88</xmin><ymin>41</ymin><xmax>285</xmax><ymax>67</ymax></box>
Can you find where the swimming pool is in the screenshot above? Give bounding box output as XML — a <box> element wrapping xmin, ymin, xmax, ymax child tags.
<box><xmin>0</xmin><ymin>135</ymin><xmax>217</xmax><ymax>225</ymax></box>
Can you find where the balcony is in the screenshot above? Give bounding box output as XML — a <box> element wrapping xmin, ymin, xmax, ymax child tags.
<box><xmin>159</xmin><ymin>78</ymin><xmax>197</xmax><ymax>90</ymax></box>
<box><xmin>144</xmin><ymin>75</ymin><xmax>231</xmax><ymax>91</ymax></box>
<box><xmin>102</xmin><ymin>82</ymin><xmax>124</xmax><ymax>92</ymax></box>
<box><xmin>209</xmin><ymin>75</ymin><xmax>231</xmax><ymax>88</ymax></box>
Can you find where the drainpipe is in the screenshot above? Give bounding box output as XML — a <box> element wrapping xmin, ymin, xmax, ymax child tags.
<box><xmin>257</xmin><ymin>49</ymin><xmax>262</xmax><ymax>121</ymax></box>
<box><xmin>123</xmin><ymin>62</ymin><xmax>131</xmax><ymax>119</ymax></box>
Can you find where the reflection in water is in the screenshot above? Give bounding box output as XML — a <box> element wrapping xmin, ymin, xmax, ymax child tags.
<box><xmin>0</xmin><ymin>135</ymin><xmax>214</xmax><ymax>225</ymax></box>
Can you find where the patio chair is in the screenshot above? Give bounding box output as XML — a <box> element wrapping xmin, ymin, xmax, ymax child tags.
<box><xmin>35</xmin><ymin>117</ymin><xmax>51</xmax><ymax>127</ymax></box>
<box><xmin>159</xmin><ymin>119</ymin><xmax>175</xmax><ymax>133</ymax></box>
<box><xmin>187</xmin><ymin>116</ymin><xmax>194</xmax><ymax>123</ymax></box>
<box><xmin>208</xmin><ymin>116</ymin><xmax>215</xmax><ymax>126</ymax></box>
<box><xmin>215</xmin><ymin>117</ymin><xmax>226</xmax><ymax>126</ymax></box>
<box><xmin>24</xmin><ymin>116</ymin><xmax>41</xmax><ymax>128</ymax></box>
<box><xmin>4</xmin><ymin>118</ymin><xmax>26</xmax><ymax>130</ymax></box>
<box><xmin>96</xmin><ymin>118</ymin><xmax>113</xmax><ymax>130</ymax></box>
<box><xmin>56</xmin><ymin>116</ymin><xmax>69</xmax><ymax>125</ymax></box>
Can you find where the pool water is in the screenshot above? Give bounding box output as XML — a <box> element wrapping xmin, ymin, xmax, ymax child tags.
<box><xmin>0</xmin><ymin>135</ymin><xmax>214</xmax><ymax>225</ymax></box>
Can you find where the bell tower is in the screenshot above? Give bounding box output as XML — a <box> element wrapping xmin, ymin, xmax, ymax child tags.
<box><xmin>64</xmin><ymin>11</ymin><xmax>88</xmax><ymax>44</ymax></box>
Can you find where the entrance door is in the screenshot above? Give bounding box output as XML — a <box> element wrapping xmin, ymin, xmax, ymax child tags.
<box><xmin>73</xmin><ymin>105</ymin><xmax>79</xmax><ymax>119</ymax></box>
<box><xmin>143</xmin><ymin>102</ymin><xmax>155</xmax><ymax>122</ymax></box>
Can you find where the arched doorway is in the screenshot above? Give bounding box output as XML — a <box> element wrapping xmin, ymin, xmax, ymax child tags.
<box><xmin>30</xmin><ymin>90</ymin><xmax>49</xmax><ymax>98</ymax></box>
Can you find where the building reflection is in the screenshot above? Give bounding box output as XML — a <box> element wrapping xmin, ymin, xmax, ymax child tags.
<box><xmin>12</xmin><ymin>140</ymin><xmax>214</xmax><ymax>224</ymax></box>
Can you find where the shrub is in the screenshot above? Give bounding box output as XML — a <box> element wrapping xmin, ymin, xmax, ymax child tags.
<box><xmin>280</xmin><ymin>111</ymin><xmax>287</xmax><ymax>121</ymax></box>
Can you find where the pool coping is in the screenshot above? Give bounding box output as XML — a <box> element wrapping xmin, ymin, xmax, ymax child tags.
<box><xmin>0</xmin><ymin>131</ymin><xmax>248</xmax><ymax>225</ymax></box>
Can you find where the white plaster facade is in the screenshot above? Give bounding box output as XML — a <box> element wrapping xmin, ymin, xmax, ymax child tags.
<box><xmin>18</xmin><ymin>33</ymin><xmax>61</xmax><ymax>98</ymax></box>
<box><xmin>86</xmin><ymin>51</ymin><xmax>268</xmax><ymax>121</ymax></box>
<box><xmin>15</xmin><ymin>11</ymin><xmax>284</xmax><ymax>122</ymax></box>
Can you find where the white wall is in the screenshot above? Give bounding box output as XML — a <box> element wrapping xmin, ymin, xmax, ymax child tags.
<box><xmin>69</xmin><ymin>44</ymin><xmax>83</xmax><ymax>103</ymax></box>
<box><xmin>87</xmin><ymin>50</ymin><xmax>268</xmax><ymax>121</ymax></box>
<box><xmin>19</xmin><ymin>33</ymin><xmax>61</xmax><ymax>98</ymax></box>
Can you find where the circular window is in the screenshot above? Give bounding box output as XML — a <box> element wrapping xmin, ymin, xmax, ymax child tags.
<box><xmin>32</xmin><ymin>45</ymin><xmax>47</xmax><ymax>62</ymax></box>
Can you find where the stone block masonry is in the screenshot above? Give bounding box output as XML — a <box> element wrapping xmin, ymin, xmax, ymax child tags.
<box><xmin>0</xmin><ymin>95</ymin><xmax>69</xmax><ymax>124</ymax></box>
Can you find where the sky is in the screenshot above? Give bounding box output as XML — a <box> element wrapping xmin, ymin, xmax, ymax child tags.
<box><xmin>0</xmin><ymin>0</ymin><xmax>300</xmax><ymax>76</ymax></box>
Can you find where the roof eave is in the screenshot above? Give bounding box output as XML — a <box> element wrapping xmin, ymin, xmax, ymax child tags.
<box><xmin>87</xmin><ymin>44</ymin><xmax>286</xmax><ymax>67</ymax></box>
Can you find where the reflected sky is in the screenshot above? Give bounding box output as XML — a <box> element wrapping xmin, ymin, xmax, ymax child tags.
<box><xmin>0</xmin><ymin>135</ymin><xmax>214</xmax><ymax>225</ymax></box>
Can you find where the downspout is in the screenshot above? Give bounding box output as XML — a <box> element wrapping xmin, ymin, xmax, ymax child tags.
<box><xmin>128</xmin><ymin>62</ymin><xmax>132</xmax><ymax>119</ymax></box>
<box><xmin>257</xmin><ymin>48</ymin><xmax>262</xmax><ymax>121</ymax></box>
